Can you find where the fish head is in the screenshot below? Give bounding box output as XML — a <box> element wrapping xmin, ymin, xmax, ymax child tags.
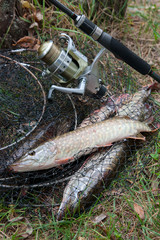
<box><xmin>57</xmin><ymin>175</ymin><xmax>90</xmax><ymax>220</ymax></box>
<box><xmin>10</xmin><ymin>141</ymin><xmax>57</xmax><ymax>172</ymax></box>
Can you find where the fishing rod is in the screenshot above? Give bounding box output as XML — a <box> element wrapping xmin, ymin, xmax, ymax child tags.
<box><xmin>38</xmin><ymin>0</ymin><xmax>160</xmax><ymax>99</ymax></box>
<box><xmin>47</xmin><ymin>0</ymin><xmax>160</xmax><ymax>83</ymax></box>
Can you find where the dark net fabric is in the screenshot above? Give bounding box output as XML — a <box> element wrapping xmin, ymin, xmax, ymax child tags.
<box><xmin>0</xmin><ymin>49</ymin><xmax>159</xmax><ymax>219</ymax></box>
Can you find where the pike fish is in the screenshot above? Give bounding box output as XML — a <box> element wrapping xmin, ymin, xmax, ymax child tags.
<box><xmin>57</xmin><ymin>83</ymin><xmax>158</xmax><ymax>220</ymax></box>
<box><xmin>8</xmin><ymin>93</ymin><xmax>130</xmax><ymax>171</ymax></box>
<box><xmin>57</xmin><ymin>142</ymin><xmax>127</xmax><ymax>220</ymax></box>
<box><xmin>10</xmin><ymin>117</ymin><xmax>152</xmax><ymax>172</ymax></box>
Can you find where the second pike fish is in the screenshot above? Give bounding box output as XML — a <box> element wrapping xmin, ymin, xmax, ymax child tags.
<box><xmin>10</xmin><ymin>117</ymin><xmax>152</xmax><ymax>172</ymax></box>
<box><xmin>57</xmin><ymin>142</ymin><xmax>127</xmax><ymax>220</ymax></box>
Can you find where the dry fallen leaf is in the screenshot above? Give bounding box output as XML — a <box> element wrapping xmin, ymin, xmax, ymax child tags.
<box><xmin>13</xmin><ymin>36</ymin><xmax>41</xmax><ymax>49</ymax></box>
<box><xmin>134</xmin><ymin>203</ymin><xmax>145</xmax><ymax>220</ymax></box>
<box><xmin>92</xmin><ymin>213</ymin><xmax>107</xmax><ymax>224</ymax></box>
<box><xmin>9</xmin><ymin>216</ymin><xmax>24</xmax><ymax>222</ymax></box>
<box><xmin>29</xmin><ymin>22</ymin><xmax>39</xmax><ymax>29</ymax></box>
<box><xmin>34</xmin><ymin>11</ymin><xmax>43</xmax><ymax>22</ymax></box>
<box><xmin>20</xmin><ymin>218</ymin><xmax>33</xmax><ymax>238</ymax></box>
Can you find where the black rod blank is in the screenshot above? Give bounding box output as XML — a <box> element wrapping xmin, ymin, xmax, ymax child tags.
<box><xmin>48</xmin><ymin>0</ymin><xmax>77</xmax><ymax>20</ymax></box>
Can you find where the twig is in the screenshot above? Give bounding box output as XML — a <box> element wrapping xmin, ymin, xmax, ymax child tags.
<box><xmin>0</xmin><ymin>176</ymin><xmax>71</xmax><ymax>189</ymax></box>
<box><xmin>0</xmin><ymin>230</ymin><xmax>10</xmax><ymax>239</ymax></box>
<box><xmin>10</xmin><ymin>48</ymin><xmax>37</xmax><ymax>53</ymax></box>
<box><xmin>140</xmin><ymin>189</ymin><xmax>160</xmax><ymax>193</ymax></box>
<box><xmin>0</xmin><ymin>57</ymin><xmax>43</xmax><ymax>72</ymax></box>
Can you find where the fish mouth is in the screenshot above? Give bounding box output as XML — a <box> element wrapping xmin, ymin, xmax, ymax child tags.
<box><xmin>57</xmin><ymin>201</ymin><xmax>78</xmax><ymax>221</ymax></box>
<box><xmin>10</xmin><ymin>158</ymin><xmax>39</xmax><ymax>172</ymax></box>
<box><xmin>10</xmin><ymin>157</ymin><xmax>55</xmax><ymax>172</ymax></box>
<box><xmin>57</xmin><ymin>192</ymin><xmax>81</xmax><ymax>220</ymax></box>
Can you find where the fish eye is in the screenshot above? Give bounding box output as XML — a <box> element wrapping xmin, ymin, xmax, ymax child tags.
<box><xmin>29</xmin><ymin>151</ymin><xmax>36</xmax><ymax>156</ymax></box>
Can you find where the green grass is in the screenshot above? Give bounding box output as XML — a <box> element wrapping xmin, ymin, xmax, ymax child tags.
<box><xmin>128</xmin><ymin>2</ymin><xmax>160</xmax><ymax>42</ymax></box>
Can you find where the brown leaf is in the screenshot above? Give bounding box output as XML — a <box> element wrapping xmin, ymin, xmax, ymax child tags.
<box><xmin>13</xmin><ymin>36</ymin><xmax>41</xmax><ymax>49</ymax></box>
<box><xmin>34</xmin><ymin>11</ymin><xmax>43</xmax><ymax>22</ymax></box>
<box><xmin>134</xmin><ymin>203</ymin><xmax>145</xmax><ymax>220</ymax></box>
<box><xmin>20</xmin><ymin>218</ymin><xmax>33</xmax><ymax>238</ymax></box>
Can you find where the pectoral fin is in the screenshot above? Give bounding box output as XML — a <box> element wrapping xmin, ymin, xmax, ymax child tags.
<box><xmin>127</xmin><ymin>133</ymin><xmax>146</xmax><ymax>141</ymax></box>
<box><xmin>56</xmin><ymin>156</ymin><xmax>74</xmax><ymax>165</ymax></box>
<box><xmin>96</xmin><ymin>143</ymin><xmax>112</xmax><ymax>147</ymax></box>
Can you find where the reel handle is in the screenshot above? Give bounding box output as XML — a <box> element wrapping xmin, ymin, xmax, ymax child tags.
<box><xmin>100</xmin><ymin>33</ymin><xmax>151</xmax><ymax>75</ymax></box>
<box><xmin>75</xmin><ymin>16</ymin><xmax>160</xmax><ymax>83</ymax></box>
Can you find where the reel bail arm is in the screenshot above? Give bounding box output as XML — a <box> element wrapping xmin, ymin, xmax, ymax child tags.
<box><xmin>48</xmin><ymin>78</ymin><xmax>86</xmax><ymax>98</ymax></box>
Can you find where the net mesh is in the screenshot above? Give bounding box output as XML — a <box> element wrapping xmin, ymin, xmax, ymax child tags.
<box><xmin>0</xmin><ymin>48</ymin><xmax>159</xmax><ymax>219</ymax></box>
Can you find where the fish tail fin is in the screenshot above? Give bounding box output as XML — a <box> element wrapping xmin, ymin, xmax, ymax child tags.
<box><xmin>127</xmin><ymin>133</ymin><xmax>146</xmax><ymax>141</ymax></box>
<box><xmin>150</xmin><ymin>123</ymin><xmax>160</xmax><ymax>132</ymax></box>
<box><xmin>57</xmin><ymin>206</ymin><xmax>65</xmax><ymax>221</ymax></box>
<box><xmin>146</xmin><ymin>82</ymin><xmax>160</xmax><ymax>91</ymax></box>
<box><xmin>143</xmin><ymin>117</ymin><xmax>160</xmax><ymax>132</ymax></box>
<box><xmin>143</xmin><ymin>116</ymin><xmax>154</xmax><ymax>125</ymax></box>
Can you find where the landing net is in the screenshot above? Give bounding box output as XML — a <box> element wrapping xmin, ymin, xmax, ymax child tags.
<box><xmin>0</xmin><ymin>48</ymin><xmax>159</xmax><ymax>217</ymax></box>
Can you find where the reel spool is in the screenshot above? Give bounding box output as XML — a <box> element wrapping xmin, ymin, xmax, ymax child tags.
<box><xmin>38</xmin><ymin>33</ymin><xmax>107</xmax><ymax>99</ymax></box>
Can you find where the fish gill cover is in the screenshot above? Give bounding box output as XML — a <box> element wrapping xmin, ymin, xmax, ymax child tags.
<box><xmin>0</xmin><ymin>47</ymin><xmax>159</xmax><ymax>219</ymax></box>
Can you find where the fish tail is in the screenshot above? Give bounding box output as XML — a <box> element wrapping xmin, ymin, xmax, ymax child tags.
<box><xmin>146</xmin><ymin>82</ymin><xmax>160</xmax><ymax>91</ymax></box>
<box><xmin>143</xmin><ymin>117</ymin><xmax>160</xmax><ymax>132</ymax></box>
<box><xmin>144</xmin><ymin>116</ymin><xmax>154</xmax><ymax>125</ymax></box>
<box><xmin>150</xmin><ymin>123</ymin><xmax>160</xmax><ymax>132</ymax></box>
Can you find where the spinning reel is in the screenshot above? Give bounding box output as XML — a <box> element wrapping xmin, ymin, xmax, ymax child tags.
<box><xmin>38</xmin><ymin>33</ymin><xmax>107</xmax><ymax>99</ymax></box>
